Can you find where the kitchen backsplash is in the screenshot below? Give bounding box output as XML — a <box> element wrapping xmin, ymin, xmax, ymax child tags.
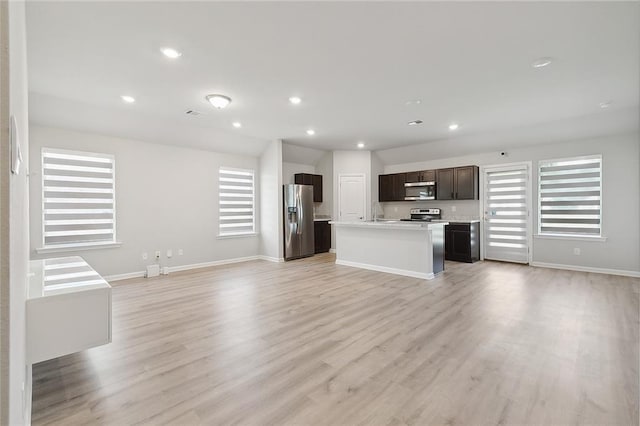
<box><xmin>380</xmin><ymin>200</ymin><xmax>480</xmax><ymax>220</ymax></box>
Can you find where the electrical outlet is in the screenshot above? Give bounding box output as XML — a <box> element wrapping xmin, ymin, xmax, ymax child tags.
<box><xmin>155</xmin><ymin>250</ymin><xmax>161</xmax><ymax>259</ymax></box>
<box><xmin>451</xmin><ymin>205</ymin><xmax>457</xmax><ymax>212</ymax></box>
<box><xmin>167</xmin><ymin>249</ymin><xmax>173</xmax><ymax>258</ymax></box>
<box><xmin>178</xmin><ymin>248</ymin><xmax>184</xmax><ymax>256</ymax></box>
<box><xmin>573</xmin><ymin>248</ymin><xmax>581</xmax><ymax>255</ymax></box>
<box><xmin>142</xmin><ymin>252</ymin><xmax>148</xmax><ymax>260</ymax></box>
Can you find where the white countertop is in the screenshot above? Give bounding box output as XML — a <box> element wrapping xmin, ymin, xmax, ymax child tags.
<box><xmin>29</xmin><ymin>256</ymin><xmax>111</xmax><ymax>299</ymax></box>
<box><xmin>329</xmin><ymin>220</ymin><xmax>448</xmax><ymax>230</ymax></box>
<box><xmin>442</xmin><ymin>217</ymin><xmax>481</xmax><ymax>223</ymax></box>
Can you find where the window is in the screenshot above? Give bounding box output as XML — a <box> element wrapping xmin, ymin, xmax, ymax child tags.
<box><xmin>218</xmin><ymin>167</ymin><xmax>255</xmax><ymax>236</ymax></box>
<box><xmin>42</xmin><ymin>148</ymin><xmax>116</xmax><ymax>249</ymax></box>
<box><xmin>538</xmin><ymin>155</ymin><xmax>602</xmax><ymax>237</ymax></box>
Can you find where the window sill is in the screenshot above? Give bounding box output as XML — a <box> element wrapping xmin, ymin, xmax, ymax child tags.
<box><xmin>36</xmin><ymin>241</ymin><xmax>123</xmax><ymax>254</ymax></box>
<box><xmin>534</xmin><ymin>234</ymin><xmax>607</xmax><ymax>242</ymax></box>
<box><xmin>217</xmin><ymin>233</ymin><xmax>258</xmax><ymax>240</ymax></box>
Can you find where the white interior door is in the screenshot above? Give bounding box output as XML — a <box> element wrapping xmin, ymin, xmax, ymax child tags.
<box><xmin>339</xmin><ymin>174</ymin><xmax>366</xmax><ymax>221</ymax></box>
<box><xmin>482</xmin><ymin>164</ymin><xmax>532</xmax><ymax>263</ymax></box>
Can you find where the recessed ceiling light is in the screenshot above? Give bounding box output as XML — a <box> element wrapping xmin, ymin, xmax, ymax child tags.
<box><xmin>357</xmin><ymin>142</ymin><xmax>365</xmax><ymax>148</ymax></box>
<box><xmin>448</xmin><ymin>123</ymin><xmax>460</xmax><ymax>131</ymax></box>
<box><xmin>206</xmin><ymin>94</ymin><xmax>232</xmax><ymax>109</ymax></box>
<box><xmin>232</xmin><ymin>121</ymin><xmax>242</xmax><ymax>128</ymax></box>
<box><xmin>407</xmin><ymin>120</ymin><xmax>423</xmax><ymax>126</ymax></box>
<box><xmin>599</xmin><ymin>101</ymin><xmax>612</xmax><ymax>109</ymax></box>
<box><xmin>160</xmin><ymin>47</ymin><xmax>182</xmax><ymax>59</ymax></box>
<box><xmin>531</xmin><ymin>57</ymin><xmax>553</xmax><ymax>68</ymax></box>
<box><xmin>121</xmin><ymin>95</ymin><xmax>135</xmax><ymax>103</ymax></box>
<box><xmin>289</xmin><ymin>96</ymin><xmax>302</xmax><ymax>105</ymax></box>
<box><xmin>405</xmin><ymin>99</ymin><xmax>422</xmax><ymax>106</ymax></box>
<box><xmin>306</xmin><ymin>129</ymin><xmax>315</xmax><ymax>136</ymax></box>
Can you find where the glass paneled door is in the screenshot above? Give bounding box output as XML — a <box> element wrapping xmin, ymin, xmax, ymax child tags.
<box><xmin>482</xmin><ymin>164</ymin><xmax>532</xmax><ymax>263</ymax></box>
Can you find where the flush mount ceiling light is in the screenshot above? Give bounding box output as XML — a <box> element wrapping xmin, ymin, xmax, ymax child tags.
<box><xmin>121</xmin><ymin>95</ymin><xmax>135</xmax><ymax>103</ymax></box>
<box><xmin>306</xmin><ymin>129</ymin><xmax>315</xmax><ymax>136</ymax></box>
<box><xmin>232</xmin><ymin>121</ymin><xmax>242</xmax><ymax>128</ymax></box>
<box><xmin>407</xmin><ymin>120</ymin><xmax>423</xmax><ymax>126</ymax></box>
<box><xmin>160</xmin><ymin>47</ymin><xmax>182</xmax><ymax>59</ymax></box>
<box><xmin>531</xmin><ymin>57</ymin><xmax>553</xmax><ymax>68</ymax></box>
<box><xmin>206</xmin><ymin>94</ymin><xmax>232</xmax><ymax>109</ymax></box>
<box><xmin>448</xmin><ymin>123</ymin><xmax>460</xmax><ymax>131</ymax></box>
<box><xmin>599</xmin><ymin>101</ymin><xmax>612</xmax><ymax>109</ymax></box>
<box><xmin>405</xmin><ymin>99</ymin><xmax>422</xmax><ymax>106</ymax></box>
<box><xmin>289</xmin><ymin>96</ymin><xmax>302</xmax><ymax>105</ymax></box>
<box><xmin>357</xmin><ymin>142</ymin><xmax>365</xmax><ymax>148</ymax></box>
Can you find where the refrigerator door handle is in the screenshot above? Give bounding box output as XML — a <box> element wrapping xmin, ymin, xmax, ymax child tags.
<box><xmin>297</xmin><ymin>192</ymin><xmax>303</xmax><ymax>235</ymax></box>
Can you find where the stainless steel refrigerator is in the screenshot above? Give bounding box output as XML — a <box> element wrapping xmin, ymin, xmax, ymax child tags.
<box><xmin>283</xmin><ymin>184</ymin><xmax>315</xmax><ymax>260</ymax></box>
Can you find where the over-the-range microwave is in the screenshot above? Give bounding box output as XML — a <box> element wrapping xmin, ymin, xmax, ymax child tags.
<box><xmin>404</xmin><ymin>181</ymin><xmax>436</xmax><ymax>200</ymax></box>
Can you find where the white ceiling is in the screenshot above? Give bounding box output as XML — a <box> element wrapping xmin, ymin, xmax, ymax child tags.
<box><xmin>26</xmin><ymin>1</ymin><xmax>639</xmax><ymax>156</ymax></box>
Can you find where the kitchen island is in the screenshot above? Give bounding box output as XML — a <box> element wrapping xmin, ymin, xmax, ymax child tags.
<box><xmin>329</xmin><ymin>220</ymin><xmax>448</xmax><ymax>279</ymax></box>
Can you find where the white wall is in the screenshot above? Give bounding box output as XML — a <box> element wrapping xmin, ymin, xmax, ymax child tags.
<box><xmin>259</xmin><ymin>139</ymin><xmax>283</xmax><ymax>261</ymax></box>
<box><xmin>281</xmin><ymin>161</ymin><xmax>314</xmax><ymax>184</ymax></box>
<box><xmin>333</xmin><ymin>150</ymin><xmax>372</xmax><ymax>221</ymax></box>
<box><xmin>381</xmin><ymin>132</ymin><xmax>640</xmax><ymax>274</ymax></box>
<box><xmin>4</xmin><ymin>0</ymin><xmax>30</xmax><ymax>424</ymax></box>
<box><xmin>29</xmin><ymin>125</ymin><xmax>261</xmax><ymax>277</ymax></box>
<box><xmin>314</xmin><ymin>151</ymin><xmax>333</xmax><ymax>217</ymax></box>
<box><xmin>0</xmin><ymin>3</ymin><xmax>7</xmax><ymax>419</ymax></box>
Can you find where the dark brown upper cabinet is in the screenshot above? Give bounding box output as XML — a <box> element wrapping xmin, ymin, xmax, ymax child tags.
<box><xmin>405</xmin><ymin>170</ymin><xmax>435</xmax><ymax>183</ymax></box>
<box><xmin>378</xmin><ymin>174</ymin><xmax>393</xmax><ymax>202</ymax></box>
<box><xmin>436</xmin><ymin>168</ymin><xmax>455</xmax><ymax>200</ymax></box>
<box><xmin>436</xmin><ymin>166</ymin><xmax>478</xmax><ymax>200</ymax></box>
<box><xmin>454</xmin><ymin>166</ymin><xmax>478</xmax><ymax>200</ymax></box>
<box><xmin>294</xmin><ymin>173</ymin><xmax>323</xmax><ymax>202</ymax></box>
<box><xmin>379</xmin><ymin>166</ymin><xmax>477</xmax><ymax>202</ymax></box>
<box><xmin>311</xmin><ymin>174</ymin><xmax>323</xmax><ymax>202</ymax></box>
<box><xmin>378</xmin><ymin>173</ymin><xmax>406</xmax><ymax>202</ymax></box>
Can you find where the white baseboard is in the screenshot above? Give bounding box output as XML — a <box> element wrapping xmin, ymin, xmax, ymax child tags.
<box><xmin>329</xmin><ymin>248</ymin><xmax>336</xmax><ymax>254</ymax></box>
<box><xmin>531</xmin><ymin>261</ymin><xmax>640</xmax><ymax>278</ymax></box>
<box><xmin>167</xmin><ymin>256</ymin><xmax>261</xmax><ymax>273</ymax></box>
<box><xmin>104</xmin><ymin>271</ymin><xmax>145</xmax><ymax>282</ymax></box>
<box><xmin>335</xmin><ymin>259</ymin><xmax>434</xmax><ymax>280</ymax></box>
<box><xmin>104</xmin><ymin>255</ymin><xmax>288</xmax><ymax>282</ymax></box>
<box><xmin>258</xmin><ymin>255</ymin><xmax>284</xmax><ymax>263</ymax></box>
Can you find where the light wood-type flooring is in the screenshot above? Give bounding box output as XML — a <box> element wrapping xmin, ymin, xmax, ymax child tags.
<box><xmin>32</xmin><ymin>254</ymin><xmax>639</xmax><ymax>425</ymax></box>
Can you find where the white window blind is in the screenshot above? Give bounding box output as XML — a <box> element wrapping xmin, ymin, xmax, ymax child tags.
<box><xmin>485</xmin><ymin>167</ymin><xmax>529</xmax><ymax>263</ymax></box>
<box><xmin>219</xmin><ymin>167</ymin><xmax>255</xmax><ymax>236</ymax></box>
<box><xmin>538</xmin><ymin>155</ymin><xmax>602</xmax><ymax>237</ymax></box>
<box><xmin>42</xmin><ymin>148</ymin><xmax>116</xmax><ymax>248</ymax></box>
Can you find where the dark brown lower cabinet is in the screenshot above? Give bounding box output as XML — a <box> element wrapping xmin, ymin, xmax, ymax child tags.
<box><xmin>314</xmin><ymin>221</ymin><xmax>331</xmax><ymax>253</ymax></box>
<box><xmin>445</xmin><ymin>222</ymin><xmax>480</xmax><ymax>263</ymax></box>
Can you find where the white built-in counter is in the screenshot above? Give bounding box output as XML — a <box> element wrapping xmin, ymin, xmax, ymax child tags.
<box><xmin>330</xmin><ymin>220</ymin><xmax>448</xmax><ymax>279</ymax></box>
<box><xmin>27</xmin><ymin>256</ymin><xmax>112</xmax><ymax>364</ymax></box>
